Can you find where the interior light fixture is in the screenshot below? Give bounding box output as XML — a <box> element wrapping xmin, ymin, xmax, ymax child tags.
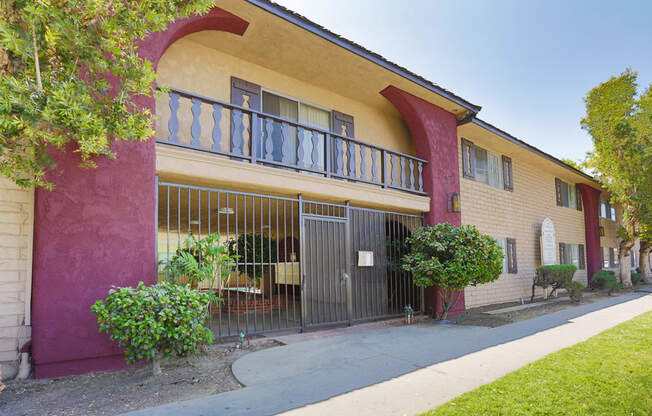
<box><xmin>218</xmin><ymin>207</ymin><xmax>235</xmax><ymax>215</ymax></box>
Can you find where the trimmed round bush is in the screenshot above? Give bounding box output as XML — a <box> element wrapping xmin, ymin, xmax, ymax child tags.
<box><xmin>91</xmin><ymin>281</ymin><xmax>214</xmax><ymax>375</ymax></box>
<box><xmin>532</xmin><ymin>264</ymin><xmax>577</xmax><ymax>300</ymax></box>
<box><xmin>567</xmin><ymin>280</ymin><xmax>585</xmax><ymax>303</ymax></box>
<box><xmin>591</xmin><ymin>269</ymin><xmax>621</xmax><ymax>295</ymax></box>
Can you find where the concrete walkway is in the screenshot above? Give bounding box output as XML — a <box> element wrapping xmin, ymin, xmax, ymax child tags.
<box><xmin>125</xmin><ymin>292</ymin><xmax>651</xmax><ymax>416</ymax></box>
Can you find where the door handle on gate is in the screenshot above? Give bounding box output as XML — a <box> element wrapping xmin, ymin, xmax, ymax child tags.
<box><xmin>341</xmin><ymin>272</ymin><xmax>350</xmax><ymax>284</ymax></box>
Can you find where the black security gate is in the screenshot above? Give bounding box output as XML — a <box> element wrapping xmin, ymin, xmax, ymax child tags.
<box><xmin>157</xmin><ymin>181</ymin><xmax>423</xmax><ymax>338</ymax></box>
<box><xmin>301</xmin><ymin>214</ymin><xmax>350</xmax><ymax>328</ymax></box>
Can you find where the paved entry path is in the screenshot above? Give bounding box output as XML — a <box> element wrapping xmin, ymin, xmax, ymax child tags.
<box><xmin>125</xmin><ymin>292</ymin><xmax>651</xmax><ymax>416</ymax></box>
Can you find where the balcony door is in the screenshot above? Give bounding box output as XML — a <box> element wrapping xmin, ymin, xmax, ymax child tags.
<box><xmin>261</xmin><ymin>91</ymin><xmax>330</xmax><ymax>171</ymax></box>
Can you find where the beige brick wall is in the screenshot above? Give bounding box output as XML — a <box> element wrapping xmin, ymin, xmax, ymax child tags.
<box><xmin>458</xmin><ymin>137</ymin><xmax>589</xmax><ymax>308</ymax></box>
<box><xmin>0</xmin><ymin>177</ymin><xmax>33</xmax><ymax>380</ymax></box>
<box><xmin>599</xmin><ymin>205</ymin><xmax>621</xmax><ymax>273</ymax></box>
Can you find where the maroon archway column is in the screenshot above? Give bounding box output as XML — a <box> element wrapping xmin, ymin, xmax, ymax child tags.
<box><xmin>381</xmin><ymin>86</ymin><xmax>466</xmax><ymax>317</ymax></box>
<box><xmin>577</xmin><ymin>184</ymin><xmax>602</xmax><ymax>285</ymax></box>
<box><xmin>31</xmin><ymin>8</ymin><xmax>249</xmax><ymax>379</ymax></box>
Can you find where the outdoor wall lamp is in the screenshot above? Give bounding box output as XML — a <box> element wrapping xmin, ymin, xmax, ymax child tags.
<box><xmin>447</xmin><ymin>192</ymin><xmax>460</xmax><ymax>213</ymax></box>
<box><xmin>599</xmin><ymin>226</ymin><xmax>605</xmax><ymax>237</ymax></box>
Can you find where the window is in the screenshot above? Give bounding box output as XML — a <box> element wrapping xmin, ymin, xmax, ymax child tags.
<box><xmin>497</xmin><ymin>238</ymin><xmax>507</xmax><ymax>273</ymax></box>
<box><xmin>559</xmin><ymin>243</ymin><xmax>585</xmax><ymax>269</ymax></box>
<box><xmin>600</xmin><ymin>198</ymin><xmax>608</xmax><ymax>218</ymax></box>
<box><xmin>555</xmin><ymin>178</ymin><xmax>582</xmax><ymax>210</ymax></box>
<box><xmin>474</xmin><ymin>146</ymin><xmax>489</xmax><ymax>184</ymax></box>
<box><xmin>599</xmin><ymin>198</ymin><xmax>617</xmax><ymax>221</ymax></box>
<box><xmin>608</xmin><ymin>248</ymin><xmax>619</xmax><ymax>267</ymax></box>
<box><xmin>601</xmin><ymin>247</ymin><xmax>608</xmax><ymax>268</ymax></box>
<box><xmin>261</xmin><ymin>90</ymin><xmax>331</xmax><ymax>169</ymax></box>
<box><xmin>497</xmin><ymin>237</ymin><xmax>518</xmax><ymax>274</ymax></box>
<box><xmin>461</xmin><ymin>139</ymin><xmax>512</xmax><ymax>191</ymax></box>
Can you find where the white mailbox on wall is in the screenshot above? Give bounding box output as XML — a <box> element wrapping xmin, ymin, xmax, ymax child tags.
<box><xmin>358</xmin><ymin>251</ymin><xmax>374</xmax><ymax>267</ymax></box>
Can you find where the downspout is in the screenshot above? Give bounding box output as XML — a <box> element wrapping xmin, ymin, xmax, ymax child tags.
<box><xmin>17</xmin><ymin>192</ymin><xmax>34</xmax><ymax>379</ymax></box>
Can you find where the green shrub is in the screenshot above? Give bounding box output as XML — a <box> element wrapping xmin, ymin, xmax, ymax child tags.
<box><xmin>91</xmin><ymin>281</ymin><xmax>214</xmax><ymax>375</ymax></box>
<box><xmin>532</xmin><ymin>264</ymin><xmax>577</xmax><ymax>301</ymax></box>
<box><xmin>567</xmin><ymin>281</ymin><xmax>585</xmax><ymax>303</ymax></box>
<box><xmin>402</xmin><ymin>223</ymin><xmax>504</xmax><ymax>320</ymax></box>
<box><xmin>631</xmin><ymin>271</ymin><xmax>642</xmax><ymax>286</ymax></box>
<box><xmin>591</xmin><ymin>269</ymin><xmax>616</xmax><ymax>289</ymax></box>
<box><xmin>591</xmin><ymin>269</ymin><xmax>621</xmax><ymax>295</ymax></box>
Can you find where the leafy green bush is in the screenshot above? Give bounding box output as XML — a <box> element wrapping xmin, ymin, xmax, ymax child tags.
<box><xmin>567</xmin><ymin>281</ymin><xmax>585</xmax><ymax>303</ymax></box>
<box><xmin>532</xmin><ymin>264</ymin><xmax>577</xmax><ymax>301</ymax></box>
<box><xmin>91</xmin><ymin>282</ymin><xmax>214</xmax><ymax>375</ymax></box>
<box><xmin>591</xmin><ymin>269</ymin><xmax>621</xmax><ymax>295</ymax></box>
<box><xmin>631</xmin><ymin>271</ymin><xmax>642</xmax><ymax>286</ymax></box>
<box><xmin>402</xmin><ymin>224</ymin><xmax>504</xmax><ymax>320</ymax></box>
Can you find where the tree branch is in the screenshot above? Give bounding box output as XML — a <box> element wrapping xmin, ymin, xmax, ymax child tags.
<box><xmin>31</xmin><ymin>23</ymin><xmax>42</xmax><ymax>91</ymax></box>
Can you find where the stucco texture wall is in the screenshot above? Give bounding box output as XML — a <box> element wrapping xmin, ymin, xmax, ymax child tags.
<box><xmin>0</xmin><ymin>177</ymin><xmax>33</xmax><ymax>380</ymax></box>
<box><xmin>458</xmin><ymin>137</ymin><xmax>589</xmax><ymax>308</ymax></box>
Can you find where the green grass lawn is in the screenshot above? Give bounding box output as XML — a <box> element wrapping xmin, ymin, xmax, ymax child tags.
<box><xmin>422</xmin><ymin>311</ymin><xmax>652</xmax><ymax>416</ymax></box>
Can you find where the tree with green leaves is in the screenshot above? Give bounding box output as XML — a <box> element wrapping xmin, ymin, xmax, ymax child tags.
<box><xmin>581</xmin><ymin>69</ymin><xmax>652</xmax><ymax>286</ymax></box>
<box><xmin>402</xmin><ymin>223</ymin><xmax>504</xmax><ymax>320</ymax></box>
<box><xmin>560</xmin><ymin>158</ymin><xmax>583</xmax><ymax>171</ymax></box>
<box><xmin>0</xmin><ymin>0</ymin><xmax>213</xmax><ymax>189</ymax></box>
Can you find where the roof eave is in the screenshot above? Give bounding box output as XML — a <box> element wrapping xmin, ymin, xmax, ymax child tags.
<box><xmin>246</xmin><ymin>0</ymin><xmax>481</xmax><ymax>114</ymax></box>
<box><xmin>464</xmin><ymin>117</ymin><xmax>599</xmax><ymax>185</ymax></box>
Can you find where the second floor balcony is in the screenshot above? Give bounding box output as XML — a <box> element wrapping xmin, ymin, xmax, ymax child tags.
<box><xmin>156</xmin><ymin>86</ymin><xmax>427</xmax><ymax>196</ymax></box>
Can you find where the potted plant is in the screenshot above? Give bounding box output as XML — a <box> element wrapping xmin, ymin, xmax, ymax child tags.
<box><xmin>160</xmin><ymin>232</ymin><xmax>238</xmax><ymax>303</ymax></box>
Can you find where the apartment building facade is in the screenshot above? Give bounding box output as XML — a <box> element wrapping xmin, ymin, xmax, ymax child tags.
<box><xmin>0</xmin><ymin>0</ymin><xmax>645</xmax><ymax>380</ymax></box>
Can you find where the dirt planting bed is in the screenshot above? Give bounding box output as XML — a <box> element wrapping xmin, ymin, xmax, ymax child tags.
<box><xmin>0</xmin><ymin>340</ymin><xmax>280</xmax><ymax>416</ymax></box>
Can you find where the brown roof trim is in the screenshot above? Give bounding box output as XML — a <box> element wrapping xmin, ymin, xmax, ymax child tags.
<box><xmin>246</xmin><ymin>0</ymin><xmax>481</xmax><ymax>114</ymax></box>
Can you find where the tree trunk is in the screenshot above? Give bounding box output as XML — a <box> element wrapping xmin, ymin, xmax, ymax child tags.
<box><xmin>32</xmin><ymin>24</ymin><xmax>43</xmax><ymax>91</ymax></box>
<box><xmin>152</xmin><ymin>358</ymin><xmax>162</xmax><ymax>376</ymax></box>
<box><xmin>438</xmin><ymin>288</ymin><xmax>461</xmax><ymax>320</ymax></box>
<box><xmin>640</xmin><ymin>242</ymin><xmax>651</xmax><ymax>282</ymax></box>
<box><xmin>618</xmin><ymin>239</ymin><xmax>634</xmax><ymax>288</ymax></box>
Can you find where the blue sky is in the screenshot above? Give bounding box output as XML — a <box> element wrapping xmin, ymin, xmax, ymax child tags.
<box><xmin>274</xmin><ymin>0</ymin><xmax>652</xmax><ymax>162</ymax></box>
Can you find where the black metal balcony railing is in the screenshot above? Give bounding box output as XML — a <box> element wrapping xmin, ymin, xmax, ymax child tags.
<box><xmin>157</xmin><ymin>87</ymin><xmax>426</xmax><ymax>195</ymax></box>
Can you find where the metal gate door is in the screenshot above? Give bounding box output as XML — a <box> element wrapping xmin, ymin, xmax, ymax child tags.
<box><xmin>301</xmin><ymin>215</ymin><xmax>351</xmax><ymax>328</ymax></box>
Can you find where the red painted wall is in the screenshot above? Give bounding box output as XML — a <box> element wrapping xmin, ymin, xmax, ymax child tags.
<box><xmin>32</xmin><ymin>139</ymin><xmax>156</xmax><ymax>377</ymax></box>
<box><xmin>31</xmin><ymin>8</ymin><xmax>249</xmax><ymax>379</ymax></box>
<box><xmin>578</xmin><ymin>184</ymin><xmax>602</xmax><ymax>285</ymax></box>
<box><xmin>381</xmin><ymin>86</ymin><xmax>466</xmax><ymax>317</ymax></box>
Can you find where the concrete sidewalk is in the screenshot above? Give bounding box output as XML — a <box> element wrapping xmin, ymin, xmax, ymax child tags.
<box><xmin>124</xmin><ymin>292</ymin><xmax>651</xmax><ymax>416</ymax></box>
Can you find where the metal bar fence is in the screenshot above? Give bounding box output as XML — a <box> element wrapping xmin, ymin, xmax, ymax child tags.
<box><xmin>157</xmin><ymin>182</ymin><xmax>423</xmax><ymax>338</ymax></box>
